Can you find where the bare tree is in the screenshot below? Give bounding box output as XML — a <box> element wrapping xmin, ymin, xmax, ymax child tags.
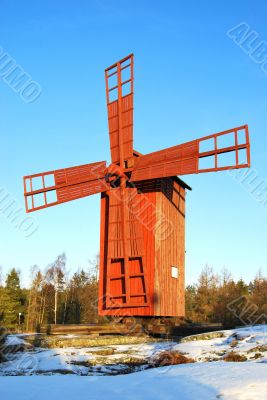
<box><xmin>46</xmin><ymin>253</ymin><xmax>66</xmax><ymax>324</ymax></box>
<box><xmin>26</xmin><ymin>265</ymin><xmax>44</xmax><ymax>331</ymax></box>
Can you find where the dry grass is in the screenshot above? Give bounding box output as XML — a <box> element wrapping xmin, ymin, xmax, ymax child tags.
<box><xmin>230</xmin><ymin>339</ymin><xmax>239</xmax><ymax>348</ymax></box>
<box><xmin>34</xmin><ymin>369</ymin><xmax>75</xmax><ymax>375</ymax></box>
<box><xmin>151</xmin><ymin>351</ymin><xmax>195</xmax><ymax>367</ymax></box>
<box><xmin>247</xmin><ymin>345</ymin><xmax>267</xmax><ymax>353</ymax></box>
<box><xmin>253</xmin><ymin>353</ymin><xmax>263</xmax><ymax>359</ymax></box>
<box><xmin>69</xmin><ymin>355</ymin><xmax>146</xmax><ymax>368</ymax></box>
<box><xmin>224</xmin><ymin>351</ymin><xmax>247</xmax><ymax>362</ymax></box>
<box><xmin>90</xmin><ymin>348</ymin><xmax>115</xmax><ymax>356</ymax></box>
<box><xmin>68</xmin><ymin>360</ymin><xmax>91</xmax><ymax>367</ymax></box>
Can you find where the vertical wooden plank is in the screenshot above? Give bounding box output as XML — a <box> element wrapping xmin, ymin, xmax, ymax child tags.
<box><xmin>154</xmin><ymin>179</ymin><xmax>186</xmax><ymax>317</ymax></box>
<box><xmin>98</xmin><ymin>193</ymin><xmax>108</xmax><ymax>315</ymax></box>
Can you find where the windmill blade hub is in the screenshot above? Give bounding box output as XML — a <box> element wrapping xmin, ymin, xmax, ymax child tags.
<box><xmin>105</xmin><ymin>163</ymin><xmax>128</xmax><ymax>187</ymax></box>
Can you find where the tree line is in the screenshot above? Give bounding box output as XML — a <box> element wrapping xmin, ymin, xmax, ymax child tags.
<box><xmin>0</xmin><ymin>257</ymin><xmax>266</xmax><ymax>331</ymax></box>
<box><xmin>0</xmin><ymin>253</ymin><xmax>102</xmax><ymax>331</ymax></box>
<box><xmin>186</xmin><ymin>265</ymin><xmax>267</xmax><ymax>328</ymax></box>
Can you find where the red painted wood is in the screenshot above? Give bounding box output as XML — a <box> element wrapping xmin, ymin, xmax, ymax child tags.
<box><xmin>23</xmin><ymin>54</ymin><xmax>251</xmax><ymax>319</ymax></box>
<box><xmin>130</xmin><ymin>125</ymin><xmax>250</xmax><ymax>182</ymax></box>
<box><xmin>153</xmin><ymin>180</ymin><xmax>185</xmax><ymax>316</ymax></box>
<box><xmin>98</xmin><ymin>179</ymin><xmax>187</xmax><ymax>317</ymax></box>
<box><xmin>24</xmin><ymin>161</ymin><xmax>108</xmax><ymax>212</ymax></box>
<box><xmin>105</xmin><ymin>54</ymin><xmax>134</xmax><ymax>164</ymax></box>
<box><xmin>99</xmin><ymin>189</ymin><xmax>151</xmax><ymax>314</ymax></box>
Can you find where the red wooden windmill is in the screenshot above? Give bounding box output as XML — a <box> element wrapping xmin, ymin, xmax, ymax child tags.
<box><xmin>23</xmin><ymin>54</ymin><xmax>250</xmax><ymax>318</ymax></box>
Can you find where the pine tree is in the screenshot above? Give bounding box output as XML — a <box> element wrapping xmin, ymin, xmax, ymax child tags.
<box><xmin>185</xmin><ymin>285</ymin><xmax>197</xmax><ymax>321</ymax></box>
<box><xmin>0</xmin><ymin>269</ymin><xmax>25</xmax><ymax>328</ymax></box>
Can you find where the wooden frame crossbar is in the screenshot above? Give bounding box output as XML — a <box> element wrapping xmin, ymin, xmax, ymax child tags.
<box><xmin>105</xmin><ymin>54</ymin><xmax>134</xmax><ymax>105</ymax></box>
<box><xmin>198</xmin><ymin>124</ymin><xmax>250</xmax><ymax>173</ymax></box>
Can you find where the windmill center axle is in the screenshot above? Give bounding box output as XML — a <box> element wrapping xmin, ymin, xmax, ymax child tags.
<box><xmin>105</xmin><ymin>163</ymin><xmax>129</xmax><ymax>187</ymax></box>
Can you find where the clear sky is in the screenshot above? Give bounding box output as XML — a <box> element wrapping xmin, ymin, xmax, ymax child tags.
<box><xmin>0</xmin><ymin>0</ymin><xmax>266</xmax><ymax>286</ymax></box>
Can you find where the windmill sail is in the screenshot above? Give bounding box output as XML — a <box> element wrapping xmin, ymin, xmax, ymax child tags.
<box><xmin>24</xmin><ymin>161</ymin><xmax>108</xmax><ymax>212</ymax></box>
<box><xmin>105</xmin><ymin>54</ymin><xmax>134</xmax><ymax>166</ymax></box>
<box><xmin>130</xmin><ymin>125</ymin><xmax>250</xmax><ymax>182</ymax></box>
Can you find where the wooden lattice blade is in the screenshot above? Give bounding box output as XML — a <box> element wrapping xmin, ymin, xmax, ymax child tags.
<box><xmin>130</xmin><ymin>125</ymin><xmax>250</xmax><ymax>182</ymax></box>
<box><xmin>105</xmin><ymin>54</ymin><xmax>134</xmax><ymax>165</ymax></box>
<box><xmin>24</xmin><ymin>161</ymin><xmax>109</xmax><ymax>212</ymax></box>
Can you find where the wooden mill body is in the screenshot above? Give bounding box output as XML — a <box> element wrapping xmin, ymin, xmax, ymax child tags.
<box><xmin>98</xmin><ymin>177</ymin><xmax>189</xmax><ymax>317</ymax></box>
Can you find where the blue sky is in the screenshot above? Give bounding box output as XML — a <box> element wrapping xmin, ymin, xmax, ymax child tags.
<box><xmin>0</xmin><ymin>0</ymin><xmax>266</xmax><ymax>286</ymax></box>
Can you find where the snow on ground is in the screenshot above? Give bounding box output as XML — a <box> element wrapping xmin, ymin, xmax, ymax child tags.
<box><xmin>0</xmin><ymin>339</ymin><xmax>176</xmax><ymax>376</ymax></box>
<box><xmin>4</xmin><ymin>335</ymin><xmax>26</xmax><ymax>346</ymax></box>
<box><xmin>1</xmin><ymin>325</ymin><xmax>267</xmax><ymax>399</ymax></box>
<box><xmin>1</xmin><ymin>362</ymin><xmax>267</xmax><ymax>400</ymax></box>
<box><xmin>174</xmin><ymin>324</ymin><xmax>267</xmax><ymax>362</ymax></box>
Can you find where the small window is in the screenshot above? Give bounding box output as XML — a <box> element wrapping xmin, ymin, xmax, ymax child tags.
<box><xmin>171</xmin><ymin>266</ymin><xmax>179</xmax><ymax>279</ymax></box>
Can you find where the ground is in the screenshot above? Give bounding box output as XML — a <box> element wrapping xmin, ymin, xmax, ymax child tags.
<box><xmin>1</xmin><ymin>325</ymin><xmax>267</xmax><ymax>399</ymax></box>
